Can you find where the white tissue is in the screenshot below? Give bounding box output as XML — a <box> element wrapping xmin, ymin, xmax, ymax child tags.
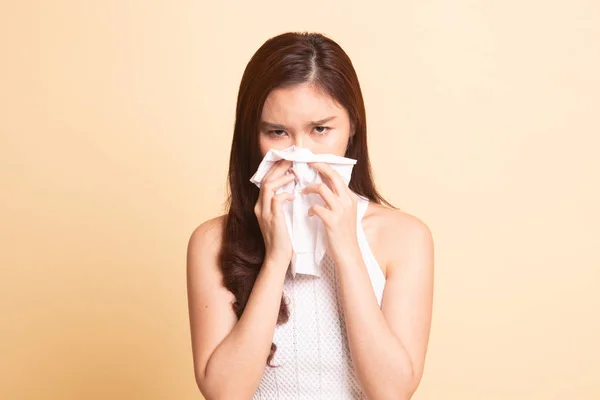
<box><xmin>249</xmin><ymin>146</ymin><xmax>357</xmax><ymax>277</ymax></box>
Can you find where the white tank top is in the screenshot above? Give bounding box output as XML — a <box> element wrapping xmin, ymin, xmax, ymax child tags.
<box><xmin>253</xmin><ymin>195</ymin><xmax>387</xmax><ymax>399</ymax></box>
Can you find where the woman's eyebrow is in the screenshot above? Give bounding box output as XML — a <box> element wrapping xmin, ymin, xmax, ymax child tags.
<box><xmin>260</xmin><ymin>121</ymin><xmax>287</xmax><ymax>130</ymax></box>
<box><xmin>307</xmin><ymin>116</ymin><xmax>336</xmax><ymax>126</ymax></box>
<box><xmin>260</xmin><ymin>116</ymin><xmax>337</xmax><ymax>130</ymax></box>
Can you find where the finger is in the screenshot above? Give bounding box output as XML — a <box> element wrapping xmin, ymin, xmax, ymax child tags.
<box><xmin>308</xmin><ymin>203</ymin><xmax>331</xmax><ymax>223</ymax></box>
<box><xmin>271</xmin><ymin>192</ymin><xmax>295</xmax><ymax>217</ymax></box>
<box><xmin>263</xmin><ymin>159</ymin><xmax>293</xmax><ymax>182</ymax></box>
<box><xmin>262</xmin><ymin>171</ymin><xmax>296</xmax><ymax>194</ymax></box>
<box><xmin>302</xmin><ymin>183</ymin><xmax>338</xmax><ymax>210</ymax></box>
<box><xmin>261</xmin><ymin>173</ymin><xmax>295</xmax><ymax>212</ymax></box>
<box><xmin>308</xmin><ymin>162</ymin><xmax>346</xmax><ymax>195</ymax></box>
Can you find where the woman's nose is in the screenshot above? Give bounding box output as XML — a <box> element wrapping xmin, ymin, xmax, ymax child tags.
<box><xmin>293</xmin><ymin>136</ymin><xmax>304</xmax><ymax>148</ymax></box>
<box><xmin>293</xmin><ymin>136</ymin><xmax>317</xmax><ymax>152</ymax></box>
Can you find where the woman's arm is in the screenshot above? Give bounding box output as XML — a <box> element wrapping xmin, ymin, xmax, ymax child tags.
<box><xmin>188</xmin><ymin>160</ymin><xmax>295</xmax><ymax>399</ymax></box>
<box><xmin>303</xmin><ymin>162</ymin><xmax>434</xmax><ymax>400</ymax></box>
<box><xmin>186</xmin><ymin>218</ymin><xmax>288</xmax><ymax>400</ymax></box>
<box><xmin>335</xmin><ymin>214</ymin><xmax>434</xmax><ymax>400</ymax></box>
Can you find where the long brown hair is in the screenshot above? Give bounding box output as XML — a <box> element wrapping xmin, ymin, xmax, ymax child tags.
<box><xmin>219</xmin><ymin>32</ymin><xmax>391</xmax><ymax>367</ymax></box>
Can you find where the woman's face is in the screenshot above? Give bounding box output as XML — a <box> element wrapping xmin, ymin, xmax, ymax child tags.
<box><xmin>258</xmin><ymin>83</ymin><xmax>352</xmax><ymax>158</ymax></box>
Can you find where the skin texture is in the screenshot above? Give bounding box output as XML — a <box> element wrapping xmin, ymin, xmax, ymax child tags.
<box><xmin>187</xmin><ymin>83</ymin><xmax>434</xmax><ymax>399</ymax></box>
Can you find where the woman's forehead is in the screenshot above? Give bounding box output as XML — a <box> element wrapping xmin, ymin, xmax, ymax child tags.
<box><xmin>262</xmin><ymin>84</ymin><xmax>346</xmax><ymax>122</ymax></box>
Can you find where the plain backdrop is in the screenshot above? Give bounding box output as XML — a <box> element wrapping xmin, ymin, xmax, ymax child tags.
<box><xmin>1</xmin><ymin>1</ymin><xmax>599</xmax><ymax>399</ymax></box>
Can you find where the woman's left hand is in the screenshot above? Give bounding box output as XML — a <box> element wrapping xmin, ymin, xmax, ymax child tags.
<box><xmin>302</xmin><ymin>162</ymin><xmax>361</xmax><ymax>262</ymax></box>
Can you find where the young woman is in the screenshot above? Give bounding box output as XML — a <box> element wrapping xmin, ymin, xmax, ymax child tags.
<box><xmin>187</xmin><ymin>32</ymin><xmax>434</xmax><ymax>400</ymax></box>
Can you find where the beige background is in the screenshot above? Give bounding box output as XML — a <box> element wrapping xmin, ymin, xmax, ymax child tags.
<box><xmin>1</xmin><ymin>1</ymin><xmax>599</xmax><ymax>399</ymax></box>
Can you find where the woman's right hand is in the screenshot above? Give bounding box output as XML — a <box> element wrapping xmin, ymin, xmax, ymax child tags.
<box><xmin>254</xmin><ymin>160</ymin><xmax>296</xmax><ymax>268</ymax></box>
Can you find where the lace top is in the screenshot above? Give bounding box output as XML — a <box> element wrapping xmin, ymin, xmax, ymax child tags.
<box><xmin>253</xmin><ymin>195</ymin><xmax>387</xmax><ymax>399</ymax></box>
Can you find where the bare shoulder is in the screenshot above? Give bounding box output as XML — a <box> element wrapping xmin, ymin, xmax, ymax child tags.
<box><xmin>368</xmin><ymin>203</ymin><xmax>432</xmax><ymax>245</ymax></box>
<box><xmin>363</xmin><ymin>202</ymin><xmax>434</xmax><ymax>277</ymax></box>
<box><xmin>186</xmin><ymin>214</ymin><xmax>235</xmax><ymax>303</ymax></box>
<box><xmin>187</xmin><ymin>215</ymin><xmax>226</xmax><ymax>258</ymax></box>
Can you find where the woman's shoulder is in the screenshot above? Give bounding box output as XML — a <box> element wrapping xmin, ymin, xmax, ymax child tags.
<box><xmin>363</xmin><ymin>202</ymin><xmax>433</xmax><ymax>276</ymax></box>
<box><xmin>186</xmin><ymin>215</ymin><xmax>236</xmax><ymax>304</ymax></box>
<box><xmin>366</xmin><ymin>203</ymin><xmax>430</xmax><ymax>235</ymax></box>
<box><xmin>187</xmin><ymin>215</ymin><xmax>227</xmax><ymax>265</ymax></box>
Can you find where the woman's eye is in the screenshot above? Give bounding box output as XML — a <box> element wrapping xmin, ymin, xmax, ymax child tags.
<box><xmin>269</xmin><ymin>130</ymin><xmax>287</xmax><ymax>138</ymax></box>
<box><xmin>314</xmin><ymin>126</ymin><xmax>329</xmax><ymax>135</ymax></box>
